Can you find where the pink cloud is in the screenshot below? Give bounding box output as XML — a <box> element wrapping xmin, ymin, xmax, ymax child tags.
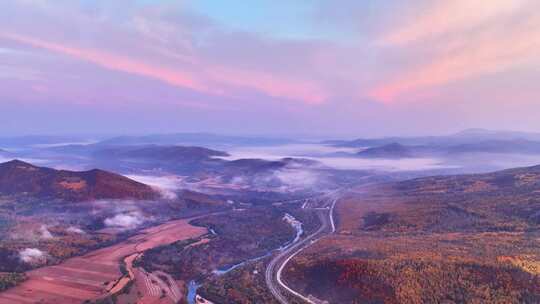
<box><xmin>379</xmin><ymin>0</ymin><xmax>527</xmax><ymax>46</ymax></box>
<box><xmin>0</xmin><ymin>32</ymin><xmax>209</xmax><ymax>93</ymax></box>
<box><xmin>370</xmin><ymin>1</ymin><xmax>540</xmax><ymax>102</ymax></box>
<box><xmin>0</xmin><ymin>32</ymin><xmax>327</xmax><ymax>104</ymax></box>
<box><xmin>206</xmin><ymin>66</ymin><xmax>327</xmax><ymax>104</ymax></box>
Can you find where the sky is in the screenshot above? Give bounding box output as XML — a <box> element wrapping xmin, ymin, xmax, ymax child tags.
<box><xmin>1</xmin><ymin>0</ymin><xmax>540</xmax><ymax>137</ymax></box>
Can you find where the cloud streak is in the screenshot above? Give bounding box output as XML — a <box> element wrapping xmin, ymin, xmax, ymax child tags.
<box><xmin>2</xmin><ymin>1</ymin><xmax>540</xmax><ymax>135</ymax></box>
<box><xmin>371</xmin><ymin>0</ymin><xmax>540</xmax><ymax>102</ymax></box>
<box><xmin>379</xmin><ymin>0</ymin><xmax>527</xmax><ymax>46</ymax></box>
<box><xmin>0</xmin><ymin>30</ymin><xmax>326</xmax><ymax>104</ymax></box>
<box><xmin>0</xmin><ymin>32</ymin><xmax>209</xmax><ymax>93</ymax></box>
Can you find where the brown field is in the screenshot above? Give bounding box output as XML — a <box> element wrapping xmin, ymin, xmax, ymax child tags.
<box><xmin>0</xmin><ymin>219</ymin><xmax>207</xmax><ymax>304</ymax></box>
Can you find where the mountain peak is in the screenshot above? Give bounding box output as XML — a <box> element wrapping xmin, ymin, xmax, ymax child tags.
<box><xmin>0</xmin><ymin>159</ymin><xmax>37</xmax><ymax>169</ymax></box>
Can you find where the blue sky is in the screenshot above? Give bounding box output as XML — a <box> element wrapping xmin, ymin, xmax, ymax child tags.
<box><xmin>187</xmin><ymin>0</ymin><xmax>329</xmax><ymax>39</ymax></box>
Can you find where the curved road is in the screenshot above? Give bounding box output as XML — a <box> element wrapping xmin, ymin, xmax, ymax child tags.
<box><xmin>266</xmin><ymin>194</ymin><xmax>339</xmax><ymax>304</ymax></box>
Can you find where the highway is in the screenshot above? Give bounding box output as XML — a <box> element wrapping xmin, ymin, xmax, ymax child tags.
<box><xmin>265</xmin><ymin>191</ymin><xmax>340</xmax><ymax>304</ymax></box>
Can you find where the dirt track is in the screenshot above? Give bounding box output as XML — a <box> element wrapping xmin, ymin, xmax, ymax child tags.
<box><xmin>0</xmin><ymin>218</ymin><xmax>207</xmax><ymax>304</ymax></box>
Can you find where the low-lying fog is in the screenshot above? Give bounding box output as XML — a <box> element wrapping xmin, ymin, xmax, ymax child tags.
<box><xmin>125</xmin><ymin>174</ymin><xmax>183</xmax><ymax>199</ymax></box>
<box><xmin>219</xmin><ymin>144</ymin><xmax>451</xmax><ymax>171</ymax></box>
<box><xmin>220</xmin><ymin>144</ymin><xmax>540</xmax><ymax>173</ymax></box>
<box><xmin>5</xmin><ymin>142</ymin><xmax>540</xmax><ymax>190</ymax></box>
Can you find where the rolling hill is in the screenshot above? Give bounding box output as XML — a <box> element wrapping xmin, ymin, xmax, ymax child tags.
<box><xmin>96</xmin><ymin>133</ymin><xmax>296</xmax><ymax>147</ymax></box>
<box><xmin>356</xmin><ymin>143</ymin><xmax>414</xmax><ymax>158</ymax></box>
<box><xmin>93</xmin><ymin>145</ymin><xmax>229</xmax><ymax>161</ymax></box>
<box><xmin>284</xmin><ymin>164</ymin><xmax>540</xmax><ymax>303</ymax></box>
<box><xmin>0</xmin><ymin>160</ymin><xmax>158</xmax><ymax>201</ymax></box>
<box><xmin>349</xmin><ymin>139</ymin><xmax>540</xmax><ymax>160</ymax></box>
<box><xmin>327</xmin><ymin>129</ymin><xmax>540</xmax><ymax>150</ymax></box>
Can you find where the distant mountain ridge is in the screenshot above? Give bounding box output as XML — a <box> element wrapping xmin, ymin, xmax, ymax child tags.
<box><xmin>93</xmin><ymin>145</ymin><xmax>229</xmax><ymax>161</ymax></box>
<box><xmin>353</xmin><ymin>139</ymin><xmax>540</xmax><ymax>159</ymax></box>
<box><xmin>44</xmin><ymin>144</ymin><xmax>324</xmax><ymax>183</ymax></box>
<box><xmin>96</xmin><ymin>132</ymin><xmax>297</xmax><ymax>147</ymax></box>
<box><xmin>325</xmin><ymin>128</ymin><xmax>540</xmax><ymax>159</ymax></box>
<box><xmin>0</xmin><ymin>135</ymin><xmax>100</xmax><ymax>148</ymax></box>
<box><xmin>0</xmin><ymin>160</ymin><xmax>158</xmax><ymax>201</ymax></box>
<box><xmin>356</xmin><ymin>143</ymin><xmax>413</xmax><ymax>159</ymax></box>
<box><xmin>327</xmin><ymin>129</ymin><xmax>540</xmax><ymax>148</ymax></box>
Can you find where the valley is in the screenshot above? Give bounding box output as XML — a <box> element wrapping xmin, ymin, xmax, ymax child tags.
<box><xmin>265</xmin><ymin>192</ymin><xmax>340</xmax><ymax>304</ymax></box>
<box><xmin>3</xmin><ymin>2</ymin><xmax>540</xmax><ymax>302</ymax></box>
<box><xmin>2</xmin><ymin>130</ymin><xmax>540</xmax><ymax>303</ymax></box>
